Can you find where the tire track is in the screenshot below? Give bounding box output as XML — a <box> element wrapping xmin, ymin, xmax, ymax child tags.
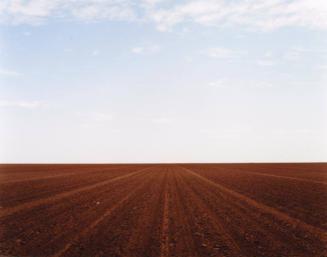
<box><xmin>55</xmin><ymin>170</ymin><xmax>160</xmax><ymax>257</ymax></box>
<box><xmin>120</xmin><ymin>169</ymin><xmax>168</xmax><ymax>257</ymax></box>
<box><xmin>0</xmin><ymin>165</ymin><xmax>140</xmax><ymax>185</ymax></box>
<box><xmin>210</xmin><ymin>166</ymin><xmax>327</xmax><ymax>186</ymax></box>
<box><xmin>0</xmin><ymin>171</ymin><xmax>137</xmax><ymax>208</ymax></box>
<box><xmin>0</xmin><ymin>167</ymin><xmax>151</xmax><ymax>218</ymax></box>
<box><xmin>195</xmin><ymin>165</ymin><xmax>327</xmax><ymax>231</ymax></box>
<box><xmin>2</xmin><ymin>164</ymin><xmax>326</xmax><ymax>257</ymax></box>
<box><xmin>175</xmin><ymin>168</ymin><xmax>245</xmax><ymax>257</ymax></box>
<box><xmin>241</xmin><ymin>171</ymin><xmax>327</xmax><ymax>185</ymax></box>
<box><xmin>168</xmin><ymin>168</ymin><xmax>200</xmax><ymax>257</ymax></box>
<box><xmin>0</xmin><ymin>172</ymin><xmax>77</xmax><ymax>185</ymax></box>
<box><xmin>0</xmin><ymin>169</ymin><xmax>154</xmax><ymax>257</ymax></box>
<box><xmin>181</xmin><ymin>166</ymin><xmax>327</xmax><ymax>238</ymax></box>
<box><xmin>178</xmin><ymin>168</ymin><xmax>312</xmax><ymax>257</ymax></box>
<box><xmin>160</xmin><ymin>181</ymin><xmax>170</xmax><ymax>257</ymax></box>
<box><xmin>50</xmin><ymin>169</ymin><xmax>156</xmax><ymax>257</ymax></box>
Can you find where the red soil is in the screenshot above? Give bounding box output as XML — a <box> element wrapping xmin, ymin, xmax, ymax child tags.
<box><xmin>0</xmin><ymin>164</ymin><xmax>326</xmax><ymax>257</ymax></box>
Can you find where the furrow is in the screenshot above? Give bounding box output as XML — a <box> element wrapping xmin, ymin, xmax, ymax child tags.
<box><xmin>160</xmin><ymin>183</ymin><xmax>170</xmax><ymax>257</ymax></box>
<box><xmin>181</xmin><ymin>166</ymin><xmax>327</xmax><ymax>238</ymax></box>
<box><xmin>175</xmin><ymin>167</ymin><xmax>245</xmax><ymax>257</ymax></box>
<box><xmin>50</xmin><ymin>176</ymin><xmax>151</xmax><ymax>257</ymax></box>
<box><xmin>0</xmin><ymin>167</ymin><xmax>151</xmax><ymax>218</ymax></box>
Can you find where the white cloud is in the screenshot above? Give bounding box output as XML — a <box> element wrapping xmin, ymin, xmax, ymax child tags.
<box><xmin>204</xmin><ymin>47</ymin><xmax>245</xmax><ymax>59</ymax></box>
<box><xmin>0</xmin><ymin>100</ymin><xmax>42</xmax><ymax>109</ymax></box>
<box><xmin>256</xmin><ymin>59</ymin><xmax>275</xmax><ymax>66</ymax></box>
<box><xmin>91</xmin><ymin>49</ymin><xmax>99</xmax><ymax>56</ymax></box>
<box><xmin>0</xmin><ymin>0</ymin><xmax>136</xmax><ymax>25</ymax></box>
<box><xmin>77</xmin><ymin>112</ymin><xmax>113</xmax><ymax>123</ymax></box>
<box><xmin>255</xmin><ymin>51</ymin><xmax>275</xmax><ymax>66</ymax></box>
<box><xmin>91</xmin><ymin>112</ymin><xmax>113</xmax><ymax>122</ymax></box>
<box><xmin>208</xmin><ymin>78</ymin><xmax>274</xmax><ymax>89</ymax></box>
<box><xmin>147</xmin><ymin>0</ymin><xmax>327</xmax><ymax>31</ymax></box>
<box><xmin>142</xmin><ymin>0</ymin><xmax>164</xmax><ymax>7</ymax></box>
<box><xmin>284</xmin><ymin>48</ymin><xmax>302</xmax><ymax>61</ymax></box>
<box><xmin>184</xmin><ymin>56</ymin><xmax>193</xmax><ymax>63</ymax></box>
<box><xmin>1</xmin><ymin>0</ymin><xmax>60</xmax><ymax>24</ymax></box>
<box><xmin>131</xmin><ymin>47</ymin><xmax>143</xmax><ymax>54</ymax></box>
<box><xmin>152</xmin><ymin>117</ymin><xmax>172</xmax><ymax>124</ymax></box>
<box><xmin>0</xmin><ymin>68</ymin><xmax>22</xmax><ymax>77</ymax></box>
<box><xmin>64</xmin><ymin>48</ymin><xmax>73</xmax><ymax>53</ymax></box>
<box><xmin>284</xmin><ymin>46</ymin><xmax>327</xmax><ymax>61</ymax></box>
<box><xmin>274</xmin><ymin>128</ymin><xmax>315</xmax><ymax>135</ymax></box>
<box><xmin>70</xmin><ymin>2</ymin><xmax>135</xmax><ymax>22</ymax></box>
<box><xmin>131</xmin><ymin>44</ymin><xmax>160</xmax><ymax>54</ymax></box>
<box><xmin>23</xmin><ymin>31</ymin><xmax>31</xmax><ymax>36</ymax></box>
<box><xmin>200</xmin><ymin>128</ymin><xmax>249</xmax><ymax>140</ymax></box>
<box><xmin>252</xmin><ymin>82</ymin><xmax>274</xmax><ymax>89</ymax></box>
<box><xmin>1</xmin><ymin>0</ymin><xmax>327</xmax><ymax>31</ymax></box>
<box><xmin>208</xmin><ymin>80</ymin><xmax>228</xmax><ymax>88</ymax></box>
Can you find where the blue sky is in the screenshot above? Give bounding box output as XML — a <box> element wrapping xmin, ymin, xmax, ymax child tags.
<box><xmin>0</xmin><ymin>0</ymin><xmax>326</xmax><ymax>163</ymax></box>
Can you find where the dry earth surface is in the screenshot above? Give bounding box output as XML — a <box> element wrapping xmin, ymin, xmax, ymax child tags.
<box><xmin>0</xmin><ymin>163</ymin><xmax>326</xmax><ymax>257</ymax></box>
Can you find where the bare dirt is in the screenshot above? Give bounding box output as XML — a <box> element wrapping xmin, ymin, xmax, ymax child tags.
<box><xmin>0</xmin><ymin>163</ymin><xmax>326</xmax><ymax>257</ymax></box>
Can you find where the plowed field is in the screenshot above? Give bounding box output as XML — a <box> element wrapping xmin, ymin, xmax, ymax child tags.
<box><xmin>0</xmin><ymin>164</ymin><xmax>326</xmax><ymax>257</ymax></box>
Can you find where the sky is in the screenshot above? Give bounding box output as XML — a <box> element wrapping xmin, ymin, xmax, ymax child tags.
<box><xmin>0</xmin><ymin>0</ymin><xmax>327</xmax><ymax>163</ymax></box>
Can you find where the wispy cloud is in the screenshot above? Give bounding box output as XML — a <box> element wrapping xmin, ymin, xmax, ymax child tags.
<box><xmin>77</xmin><ymin>111</ymin><xmax>115</xmax><ymax>129</ymax></box>
<box><xmin>274</xmin><ymin>128</ymin><xmax>315</xmax><ymax>135</ymax></box>
<box><xmin>255</xmin><ymin>52</ymin><xmax>275</xmax><ymax>66</ymax></box>
<box><xmin>283</xmin><ymin>46</ymin><xmax>327</xmax><ymax>61</ymax></box>
<box><xmin>204</xmin><ymin>47</ymin><xmax>245</xmax><ymax>59</ymax></box>
<box><xmin>71</xmin><ymin>2</ymin><xmax>135</xmax><ymax>22</ymax></box>
<box><xmin>208</xmin><ymin>78</ymin><xmax>274</xmax><ymax>89</ymax></box>
<box><xmin>77</xmin><ymin>112</ymin><xmax>113</xmax><ymax>123</ymax></box>
<box><xmin>0</xmin><ymin>100</ymin><xmax>42</xmax><ymax>109</ymax></box>
<box><xmin>91</xmin><ymin>112</ymin><xmax>113</xmax><ymax>122</ymax></box>
<box><xmin>147</xmin><ymin>0</ymin><xmax>327</xmax><ymax>31</ymax></box>
<box><xmin>23</xmin><ymin>31</ymin><xmax>31</xmax><ymax>36</ymax></box>
<box><xmin>200</xmin><ymin>128</ymin><xmax>250</xmax><ymax>140</ymax></box>
<box><xmin>0</xmin><ymin>0</ymin><xmax>136</xmax><ymax>25</ymax></box>
<box><xmin>208</xmin><ymin>80</ymin><xmax>228</xmax><ymax>88</ymax></box>
<box><xmin>254</xmin><ymin>52</ymin><xmax>275</xmax><ymax>66</ymax></box>
<box><xmin>0</xmin><ymin>68</ymin><xmax>22</xmax><ymax>77</ymax></box>
<box><xmin>91</xmin><ymin>49</ymin><xmax>100</xmax><ymax>56</ymax></box>
<box><xmin>256</xmin><ymin>59</ymin><xmax>275</xmax><ymax>67</ymax></box>
<box><xmin>152</xmin><ymin>117</ymin><xmax>172</xmax><ymax>124</ymax></box>
<box><xmin>1</xmin><ymin>0</ymin><xmax>327</xmax><ymax>31</ymax></box>
<box><xmin>283</xmin><ymin>47</ymin><xmax>302</xmax><ymax>61</ymax></box>
<box><xmin>64</xmin><ymin>48</ymin><xmax>73</xmax><ymax>53</ymax></box>
<box><xmin>131</xmin><ymin>44</ymin><xmax>160</xmax><ymax>55</ymax></box>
